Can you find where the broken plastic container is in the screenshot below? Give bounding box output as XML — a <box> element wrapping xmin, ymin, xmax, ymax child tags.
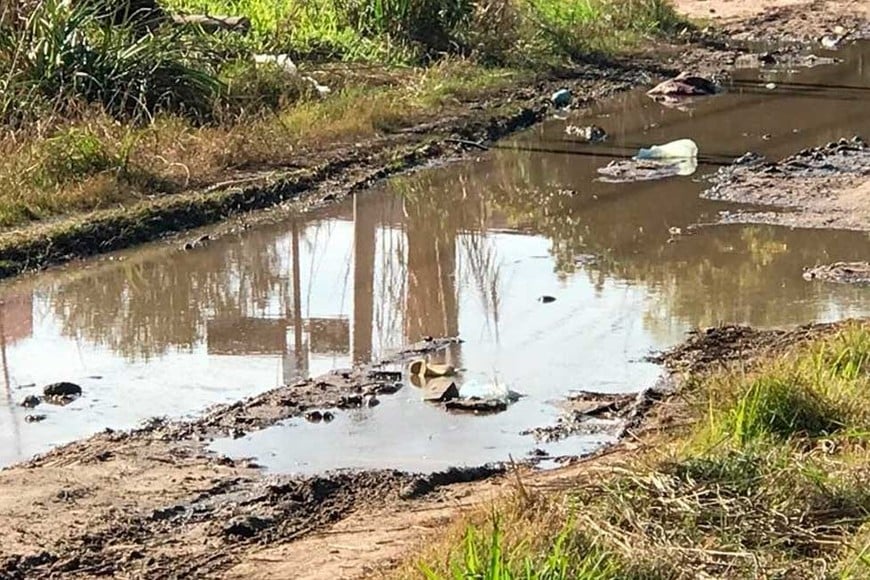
<box><xmin>636</xmin><ymin>138</ymin><xmax>698</xmax><ymax>160</ymax></box>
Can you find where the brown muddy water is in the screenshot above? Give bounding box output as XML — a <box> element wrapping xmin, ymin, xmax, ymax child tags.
<box><xmin>1</xmin><ymin>43</ymin><xmax>869</xmax><ymax>470</ymax></box>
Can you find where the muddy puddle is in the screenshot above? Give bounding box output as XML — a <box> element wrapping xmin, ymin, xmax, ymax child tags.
<box><xmin>1</xmin><ymin>42</ymin><xmax>869</xmax><ymax>470</ymax></box>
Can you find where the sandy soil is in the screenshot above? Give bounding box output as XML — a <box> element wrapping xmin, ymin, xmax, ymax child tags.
<box><xmin>675</xmin><ymin>0</ymin><xmax>868</xmax><ymax>22</ymax></box>
<box><xmin>1</xmin><ymin>2</ymin><xmax>869</xmax><ymax>578</ymax></box>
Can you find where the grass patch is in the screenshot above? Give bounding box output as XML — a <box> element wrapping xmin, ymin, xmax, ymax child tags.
<box><xmin>161</xmin><ymin>0</ymin><xmax>684</xmax><ymax>64</ymax></box>
<box><xmin>0</xmin><ymin>0</ymin><xmax>685</xmax><ymax>230</ymax></box>
<box><xmin>409</xmin><ymin>322</ymin><xmax>870</xmax><ymax>579</ymax></box>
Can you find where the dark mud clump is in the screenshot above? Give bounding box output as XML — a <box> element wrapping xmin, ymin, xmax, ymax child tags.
<box><xmin>803</xmin><ymin>262</ymin><xmax>870</xmax><ymax>285</ymax></box>
<box><xmin>399</xmin><ymin>465</ymin><xmax>505</xmax><ymax>500</ymax></box>
<box><xmin>650</xmin><ymin>321</ymin><xmax>862</xmax><ymax>374</ymax></box>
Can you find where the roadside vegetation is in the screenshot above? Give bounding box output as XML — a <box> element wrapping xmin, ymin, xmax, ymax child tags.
<box><xmin>408</xmin><ymin>322</ymin><xmax>870</xmax><ymax>579</ymax></box>
<box><xmin>0</xmin><ymin>0</ymin><xmax>683</xmax><ymax>228</ymax></box>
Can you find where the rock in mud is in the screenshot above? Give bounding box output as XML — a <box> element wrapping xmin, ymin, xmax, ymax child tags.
<box><xmin>43</xmin><ymin>382</ymin><xmax>82</xmax><ymax>404</ymax></box>
<box><xmin>550</xmin><ymin>88</ymin><xmax>572</xmax><ymax>108</ymax></box>
<box><xmin>421</xmin><ymin>378</ymin><xmax>459</xmax><ymax>403</ymax></box>
<box><xmin>20</xmin><ymin>395</ymin><xmax>41</xmax><ymax>408</ymax></box>
<box><xmin>803</xmin><ymin>262</ymin><xmax>870</xmax><ymax>285</ymax></box>
<box><xmin>647</xmin><ymin>72</ymin><xmax>718</xmax><ymax>97</ymax></box>
<box><xmin>223</xmin><ymin>515</ymin><xmax>274</xmax><ymax>539</ymax></box>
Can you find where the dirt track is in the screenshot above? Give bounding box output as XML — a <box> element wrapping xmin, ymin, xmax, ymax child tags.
<box><xmin>1</xmin><ymin>2</ymin><xmax>870</xmax><ymax>578</ymax></box>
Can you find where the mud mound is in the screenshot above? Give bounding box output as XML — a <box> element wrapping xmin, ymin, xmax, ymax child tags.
<box><xmin>651</xmin><ymin>321</ymin><xmax>863</xmax><ymax>374</ymax></box>
<box><xmin>702</xmin><ymin>137</ymin><xmax>870</xmax><ymax>231</ymax></box>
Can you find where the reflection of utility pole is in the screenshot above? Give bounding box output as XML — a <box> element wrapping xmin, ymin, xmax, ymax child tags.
<box><xmin>291</xmin><ymin>219</ymin><xmax>308</xmax><ymax>376</ymax></box>
<box><xmin>0</xmin><ymin>301</ymin><xmax>22</xmax><ymax>459</ymax></box>
<box><xmin>352</xmin><ymin>194</ymin><xmax>376</xmax><ymax>365</ymax></box>
<box><xmin>404</xmin><ymin>197</ymin><xmax>459</xmax><ymax>349</ymax></box>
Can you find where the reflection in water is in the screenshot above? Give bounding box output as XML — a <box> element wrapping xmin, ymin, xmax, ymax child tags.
<box><xmin>0</xmin><ymin>42</ymin><xmax>869</xmax><ymax>468</ymax></box>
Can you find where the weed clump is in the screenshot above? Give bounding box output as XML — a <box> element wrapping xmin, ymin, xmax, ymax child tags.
<box><xmin>410</xmin><ymin>324</ymin><xmax>870</xmax><ymax>579</ymax></box>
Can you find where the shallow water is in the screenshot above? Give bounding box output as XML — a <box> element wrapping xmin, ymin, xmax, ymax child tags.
<box><xmin>1</xmin><ymin>43</ymin><xmax>869</xmax><ymax>470</ymax></box>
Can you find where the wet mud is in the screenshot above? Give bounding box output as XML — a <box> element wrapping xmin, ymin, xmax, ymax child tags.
<box><xmin>650</xmin><ymin>320</ymin><xmax>863</xmax><ymax>374</ymax></box>
<box><xmin>704</xmin><ymin>137</ymin><xmax>870</xmax><ymax>230</ymax></box>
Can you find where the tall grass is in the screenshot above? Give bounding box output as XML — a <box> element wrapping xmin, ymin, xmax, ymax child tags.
<box><xmin>0</xmin><ymin>0</ymin><xmax>221</xmax><ymax>124</ymax></box>
<box><xmin>411</xmin><ymin>323</ymin><xmax>870</xmax><ymax>579</ymax></box>
<box><xmin>162</xmin><ymin>0</ymin><xmax>684</xmax><ymax>64</ymax></box>
<box><xmin>698</xmin><ymin>324</ymin><xmax>870</xmax><ymax>448</ymax></box>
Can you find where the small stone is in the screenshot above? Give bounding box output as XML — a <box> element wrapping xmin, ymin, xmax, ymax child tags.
<box><xmin>758</xmin><ymin>52</ymin><xmax>777</xmax><ymax>65</ymax></box>
<box><xmin>765</xmin><ymin>82</ymin><xmax>776</xmax><ymax>90</ymax></box>
<box><xmin>322</xmin><ymin>411</ymin><xmax>335</xmax><ymax>422</ymax></box>
<box><xmin>422</xmin><ymin>378</ymin><xmax>459</xmax><ymax>403</ymax></box>
<box><xmin>550</xmin><ymin>88</ymin><xmax>572</xmax><ymax>108</ymax></box>
<box><xmin>305</xmin><ymin>411</ymin><xmax>323</xmax><ymax>423</ymax></box>
<box><xmin>25</xmin><ymin>414</ymin><xmax>46</xmax><ymax>423</ymax></box>
<box><xmin>20</xmin><ymin>395</ymin><xmax>41</xmax><ymax>408</ymax></box>
<box><xmin>539</xmin><ymin>296</ymin><xmax>556</xmax><ymax>304</ymax></box>
<box><xmin>44</xmin><ymin>382</ymin><xmax>82</xmax><ymax>398</ymax></box>
<box><xmin>366</xmin><ymin>396</ymin><xmax>380</xmax><ymax>408</ymax></box>
<box><xmin>43</xmin><ymin>382</ymin><xmax>82</xmax><ymax>404</ymax></box>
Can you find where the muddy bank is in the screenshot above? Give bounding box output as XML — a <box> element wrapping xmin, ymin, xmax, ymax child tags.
<box><xmin>703</xmin><ymin>137</ymin><xmax>870</xmax><ymax>231</ymax></box>
<box><xmin>1</xmin><ymin>321</ymin><xmax>861</xmax><ymax>578</ymax></box>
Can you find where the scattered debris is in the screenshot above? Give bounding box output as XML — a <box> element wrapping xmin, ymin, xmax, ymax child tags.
<box><xmin>803</xmin><ymin>262</ymin><xmax>870</xmax><ymax>285</ymax></box>
<box><xmin>303</xmin><ymin>76</ymin><xmax>331</xmax><ymax>98</ymax></box>
<box><xmin>647</xmin><ymin>72</ymin><xmax>718</xmax><ymax>97</ymax></box>
<box><xmin>253</xmin><ymin>53</ymin><xmax>297</xmax><ymax>74</ymax></box>
<box><xmin>565</xmin><ymin>124</ymin><xmax>607</xmax><ymax>143</ymax></box>
<box><xmin>758</xmin><ymin>51</ymin><xmax>778</xmax><ymax>65</ymax></box>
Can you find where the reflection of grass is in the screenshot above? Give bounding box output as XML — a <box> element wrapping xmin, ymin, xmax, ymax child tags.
<box><xmin>410</xmin><ymin>323</ymin><xmax>870</xmax><ymax>579</ymax></box>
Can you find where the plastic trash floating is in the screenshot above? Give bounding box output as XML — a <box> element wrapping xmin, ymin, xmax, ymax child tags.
<box><xmin>636</xmin><ymin>138</ymin><xmax>699</xmax><ymax>160</ymax></box>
